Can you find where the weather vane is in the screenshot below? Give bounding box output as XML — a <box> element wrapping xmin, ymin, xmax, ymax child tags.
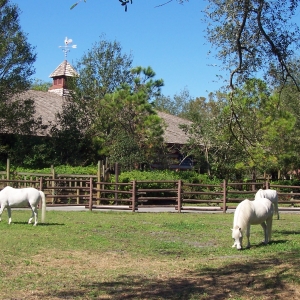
<box><xmin>59</xmin><ymin>37</ymin><xmax>77</xmax><ymax>59</ymax></box>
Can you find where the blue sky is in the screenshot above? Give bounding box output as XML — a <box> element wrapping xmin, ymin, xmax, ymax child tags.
<box><xmin>13</xmin><ymin>0</ymin><xmax>225</xmax><ymax>99</ymax></box>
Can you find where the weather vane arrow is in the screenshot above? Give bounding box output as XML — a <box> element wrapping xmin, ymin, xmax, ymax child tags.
<box><xmin>59</xmin><ymin>37</ymin><xmax>77</xmax><ymax>59</ymax></box>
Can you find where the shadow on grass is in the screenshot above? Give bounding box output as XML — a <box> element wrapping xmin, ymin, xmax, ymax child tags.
<box><xmin>48</xmin><ymin>254</ymin><xmax>300</xmax><ymax>300</ymax></box>
<box><xmin>268</xmin><ymin>239</ymin><xmax>288</xmax><ymax>245</ymax></box>
<box><xmin>275</xmin><ymin>230</ymin><xmax>300</xmax><ymax>235</ymax></box>
<box><xmin>39</xmin><ymin>222</ymin><xmax>65</xmax><ymax>226</ymax></box>
<box><xmin>9</xmin><ymin>221</ymin><xmax>65</xmax><ymax>226</ymax></box>
<box><xmin>236</xmin><ymin>239</ymin><xmax>288</xmax><ymax>251</ymax></box>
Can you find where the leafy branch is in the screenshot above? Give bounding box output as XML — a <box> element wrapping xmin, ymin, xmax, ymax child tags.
<box><xmin>70</xmin><ymin>0</ymin><xmax>133</xmax><ymax>11</ymax></box>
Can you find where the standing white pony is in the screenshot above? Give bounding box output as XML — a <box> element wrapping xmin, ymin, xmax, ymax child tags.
<box><xmin>0</xmin><ymin>186</ymin><xmax>46</xmax><ymax>226</ymax></box>
<box><xmin>255</xmin><ymin>188</ymin><xmax>279</xmax><ymax>220</ymax></box>
<box><xmin>232</xmin><ymin>198</ymin><xmax>273</xmax><ymax>250</ymax></box>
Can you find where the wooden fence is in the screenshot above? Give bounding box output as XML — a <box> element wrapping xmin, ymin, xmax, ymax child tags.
<box><xmin>0</xmin><ymin>177</ymin><xmax>300</xmax><ymax>213</ymax></box>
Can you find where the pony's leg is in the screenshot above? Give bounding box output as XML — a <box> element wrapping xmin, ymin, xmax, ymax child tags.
<box><xmin>29</xmin><ymin>206</ymin><xmax>38</xmax><ymax>226</ymax></box>
<box><xmin>260</xmin><ymin>222</ymin><xmax>267</xmax><ymax>244</ymax></box>
<box><xmin>7</xmin><ymin>207</ymin><xmax>12</xmax><ymax>225</ymax></box>
<box><xmin>28</xmin><ymin>212</ymin><xmax>33</xmax><ymax>224</ymax></box>
<box><xmin>275</xmin><ymin>202</ymin><xmax>279</xmax><ymax>220</ymax></box>
<box><xmin>245</xmin><ymin>225</ymin><xmax>251</xmax><ymax>248</ymax></box>
<box><xmin>266</xmin><ymin>217</ymin><xmax>273</xmax><ymax>242</ymax></box>
<box><xmin>0</xmin><ymin>205</ymin><xmax>5</xmax><ymax>222</ymax></box>
<box><xmin>28</xmin><ymin>207</ymin><xmax>35</xmax><ymax>225</ymax></box>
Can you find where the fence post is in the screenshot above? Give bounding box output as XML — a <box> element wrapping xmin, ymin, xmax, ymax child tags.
<box><xmin>177</xmin><ymin>180</ymin><xmax>182</xmax><ymax>213</ymax></box>
<box><xmin>222</xmin><ymin>179</ymin><xmax>227</xmax><ymax>213</ymax></box>
<box><xmin>131</xmin><ymin>180</ymin><xmax>136</xmax><ymax>212</ymax></box>
<box><xmin>6</xmin><ymin>158</ymin><xmax>10</xmax><ymax>185</ymax></box>
<box><xmin>76</xmin><ymin>179</ymin><xmax>80</xmax><ymax>204</ymax></box>
<box><xmin>101</xmin><ymin>160</ymin><xmax>105</xmax><ymax>201</ymax></box>
<box><xmin>39</xmin><ymin>177</ymin><xmax>43</xmax><ymax>191</ymax></box>
<box><xmin>104</xmin><ymin>157</ymin><xmax>109</xmax><ymax>181</ymax></box>
<box><xmin>51</xmin><ymin>165</ymin><xmax>55</xmax><ymax>204</ymax></box>
<box><xmin>39</xmin><ymin>177</ymin><xmax>43</xmax><ymax>209</ymax></box>
<box><xmin>115</xmin><ymin>162</ymin><xmax>119</xmax><ymax>205</ymax></box>
<box><xmin>97</xmin><ymin>161</ymin><xmax>101</xmax><ymax>205</ymax></box>
<box><xmin>89</xmin><ymin>177</ymin><xmax>93</xmax><ymax>211</ymax></box>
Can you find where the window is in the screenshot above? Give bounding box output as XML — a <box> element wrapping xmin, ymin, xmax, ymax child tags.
<box><xmin>54</xmin><ymin>78</ymin><xmax>63</xmax><ymax>85</ymax></box>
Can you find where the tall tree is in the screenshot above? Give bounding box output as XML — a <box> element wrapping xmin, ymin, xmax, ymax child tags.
<box><xmin>221</xmin><ymin>79</ymin><xmax>296</xmax><ymax>176</ymax></box>
<box><xmin>73</xmin><ymin>35</ymin><xmax>134</xmax><ymax>100</ymax></box>
<box><xmin>0</xmin><ymin>0</ymin><xmax>36</xmax><ymax>98</ymax></box>
<box><xmin>203</xmin><ymin>0</ymin><xmax>300</xmax><ymax>151</ymax></box>
<box><xmin>272</xmin><ymin>67</ymin><xmax>300</xmax><ymax>178</ymax></box>
<box><xmin>92</xmin><ymin>67</ymin><xmax>165</xmax><ymax>168</ymax></box>
<box><xmin>0</xmin><ymin>0</ymin><xmax>42</xmax><ymax>166</ymax></box>
<box><xmin>204</xmin><ymin>0</ymin><xmax>300</xmax><ymax>91</ymax></box>
<box><xmin>179</xmin><ymin>94</ymin><xmax>228</xmax><ymax>176</ymax></box>
<box><xmin>0</xmin><ymin>0</ymin><xmax>38</xmax><ymax>141</ymax></box>
<box><xmin>178</xmin><ymin>80</ymin><xmax>297</xmax><ymax>179</ymax></box>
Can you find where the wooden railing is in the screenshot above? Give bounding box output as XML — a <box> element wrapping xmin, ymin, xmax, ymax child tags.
<box><xmin>0</xmin><ymin>178</ymin><xmax>300</xmax><ymax>213</ymax></box>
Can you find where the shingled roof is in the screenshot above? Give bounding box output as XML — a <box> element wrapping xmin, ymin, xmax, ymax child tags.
<box><xmin>156</xmin><ymin>111</ymin><xmax>192</xmax><ymax>144</ymax></box>
<box><xmin>11</xmin><ymin>90</ymin><xmax>192</xmax><ymax>145</ymax></box>
<box><xmin>13</xmin><ymin>90</ymin><xmax>65</xmax><ymax>135</ymax></box>
<box><xmin>49</xmin><ymin>60</ymin><xmax>78</xmax><ymax>78</ymax></box>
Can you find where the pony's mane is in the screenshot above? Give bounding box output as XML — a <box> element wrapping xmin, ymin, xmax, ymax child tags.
<box><xmin>256</xmin><ymin>189</ymin><xmax>277</xmax><ymax>199</ymax></box>
<box><xmin>256</xmin><ymin>189</ymin><xmax>264</xmax><ymax>198</ymax></box>
<box><xmin>234</xmin><ymin>199</ymin><xmax>252</xmax><ymax>232</ymax></box>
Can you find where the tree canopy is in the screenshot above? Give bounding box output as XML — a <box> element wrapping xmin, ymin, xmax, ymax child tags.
<box><xmin>0</xmin><ymin>0</ymin><xmax>36</xmax><ymax>98</ymax></box>
<box><xmin>74</xmin><ymin>35</ymin><xmax>134</xmax><ymax>100</ymax></box>
<box><xmin>0</xmin><ymin>0</ymin><xmax>44</xmax><ymax>166</ymax></box>
<box><xmin>204</xmin><ymin>0</ymin><xmax>300</xmax><ymax>92</ymax></box>
<box><xmin>0</xmin><ymin>0</ymin><xmax>38</xmax><ymax>136</ymax></box>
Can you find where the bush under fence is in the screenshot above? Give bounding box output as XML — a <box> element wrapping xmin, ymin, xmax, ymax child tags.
<box><xmin>0</xmin><ymin>177</ymin><xmax>300</xmax><ymax>213</ymax></box>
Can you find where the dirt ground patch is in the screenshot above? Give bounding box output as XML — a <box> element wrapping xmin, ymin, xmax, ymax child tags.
<box><xmin>1</xmin><ymin>250</ymin><xmax>299</xmax><ymax>299</ymax></box>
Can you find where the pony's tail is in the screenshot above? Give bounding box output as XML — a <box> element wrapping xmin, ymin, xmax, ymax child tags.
<box><xmin>39</xmin><ymin>191</ymin><xmax>46</xmax><ymax>223</ymax></box>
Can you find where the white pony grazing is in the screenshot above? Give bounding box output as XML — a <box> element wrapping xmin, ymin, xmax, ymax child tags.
<box><xmin>232</xmin><ymin>198</ymin><xmax>273</xmax><ymax>250</ymax></box>
<box><xmin>255</xmin><ymin>188</ymin><xmax>279</xmax><ymax>220</ymax></box>
<box><xmin>0</xmin><ymin>186</ymin><xmax>46</xmax><ymax>226</ymax></box>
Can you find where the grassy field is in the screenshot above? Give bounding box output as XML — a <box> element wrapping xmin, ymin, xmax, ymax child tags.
<box><xmin>0</xmin><ymin>210</ymin><xmax>299</xmax><ymax>299</ymax></box>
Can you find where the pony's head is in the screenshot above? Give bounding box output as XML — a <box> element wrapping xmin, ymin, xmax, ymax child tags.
<box><xmin>232</xmin><ymin>225</ymin><xmax>243</xmax><ymax>250</ymax></box>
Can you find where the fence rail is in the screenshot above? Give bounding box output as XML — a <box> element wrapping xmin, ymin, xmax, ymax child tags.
<box><xmin>0</xmin><ymin>177</ymin><xmax>300</xmax><ymax>213</ymax></box>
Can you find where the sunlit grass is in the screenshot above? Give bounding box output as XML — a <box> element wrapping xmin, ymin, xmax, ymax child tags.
<box><xmin>0</xmin><ymin>210</ymin><xmax>299</xmax><ymax>299</ymax></box>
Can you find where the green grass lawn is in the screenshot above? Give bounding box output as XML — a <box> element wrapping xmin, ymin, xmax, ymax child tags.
<box><xmin>0</xmin><ymin>210</ymin><xmax>299</xmax><ymax>299</ymax></box>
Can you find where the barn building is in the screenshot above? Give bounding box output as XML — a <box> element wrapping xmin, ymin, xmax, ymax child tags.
<box><xmin>12</xmin><ymin>58</ymin><xmax>194</xmax><ymax>170</ymax></box>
